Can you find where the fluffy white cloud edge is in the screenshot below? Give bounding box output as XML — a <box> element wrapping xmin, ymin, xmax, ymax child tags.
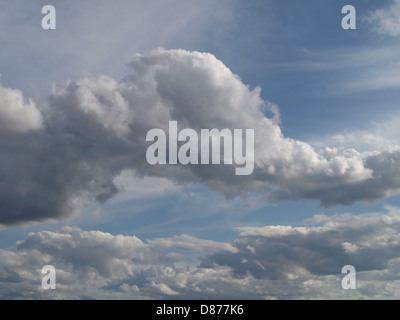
<box><xmin>0</xmin><ymin>77</ymin><xmax>43</xmax><ymax>136</ymax></box>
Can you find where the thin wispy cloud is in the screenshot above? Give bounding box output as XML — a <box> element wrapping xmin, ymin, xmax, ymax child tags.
<box><xmin>365</xmin><ymin>0</ymin><xmax>400</xmax><ymax>36</ymax></box>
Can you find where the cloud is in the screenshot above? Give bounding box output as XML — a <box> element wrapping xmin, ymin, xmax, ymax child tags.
<box><xmin>15</xmin><ymin>227</ymin><xmax>178</xmax><ymax>277</ymax></box>
<box><xmin>2</xmin><ymin>48</ymin><xmax>400</xmax><ymax>225</ymax></box>
<box><xmin>0</xmin><ymin>227</ymin><xmax>240</xmax><ymax>299</ymax></box>
<box><xmin>2</xmin><ymin>207</ymin><xmax>400</xmax><ymax>299</ymax></box>
<box><xmin>0</xmin><ymin>0</ymin><xmax>234</xmax><ymax>101</ymax></box>
<box><xmin>148</xmin><ymin>234</ymin><xmax>238</xmax><ymax>254</ymax></box>
<box><xmin>110</xmin><ymin>171</ymin><xmax>180</xmax><ymax>202</ymax></box>
<box><xmin>366</xmin><ymin>0</ymin><xmax>400</xmax><ymax>37</ymax></box>
<box><xmin>274</xmin><ymin>43</ymin><xmax>400</xmax><ymax>93</ymax></box>
<box><xmin>0</xmin><ymin>79</ymin><xmax>43</xmax><ymax>136</ymax></box>
<box><xmin>207</xmin><ymin>206</ymin><xmax>400</xmax><ymax>279</ymax></box>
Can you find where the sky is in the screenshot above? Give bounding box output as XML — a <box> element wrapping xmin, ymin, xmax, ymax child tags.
<box><xmin>1</xmin><ymin>0</ymin><xmax>400</xmax><ymax>299</ymax></box>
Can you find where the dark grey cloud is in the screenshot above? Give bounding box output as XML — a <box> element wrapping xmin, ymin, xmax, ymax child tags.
<box><xmin>1</xmin><ymin>49</ymin><xmax>400</xmax><ymax>225</ymax></box>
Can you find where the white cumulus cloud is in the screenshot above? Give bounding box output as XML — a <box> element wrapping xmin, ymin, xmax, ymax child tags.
<box><xmin>0</xmin><ymin>79</ymin><xmax>43</xmax><ymax>136</ymax></box>
<box><xmin>1</xmin><ymin>49</ymin><xmax>400</xmax><ymax>225</ymax></box>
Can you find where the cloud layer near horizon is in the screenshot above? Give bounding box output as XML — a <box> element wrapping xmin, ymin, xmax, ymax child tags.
<box><xmin>1</xmin><ymin>48</ymin><xmax>400</xmax><ymax>225</ymax></box>
<box><xmin>2</xmin><ymin>207</ymin><xmax>400</xmax><ymax>299</ymax></box>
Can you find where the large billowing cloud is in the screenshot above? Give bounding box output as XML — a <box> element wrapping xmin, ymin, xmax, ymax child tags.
<box><xmin>1</xmin><ymin>48</ymin><xmax>400</xmax><ymax>225</ymax></box>
<box><xmin>2</xmin><ymin>208</ymin><xmax>400</xmax><ymax>299</ymax></box>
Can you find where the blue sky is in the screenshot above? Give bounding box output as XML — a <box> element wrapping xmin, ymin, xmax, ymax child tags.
<box><xmin>2</xmin><ymin>0</ymin><xmax>400</xmax><ymax>299</ymax></box>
